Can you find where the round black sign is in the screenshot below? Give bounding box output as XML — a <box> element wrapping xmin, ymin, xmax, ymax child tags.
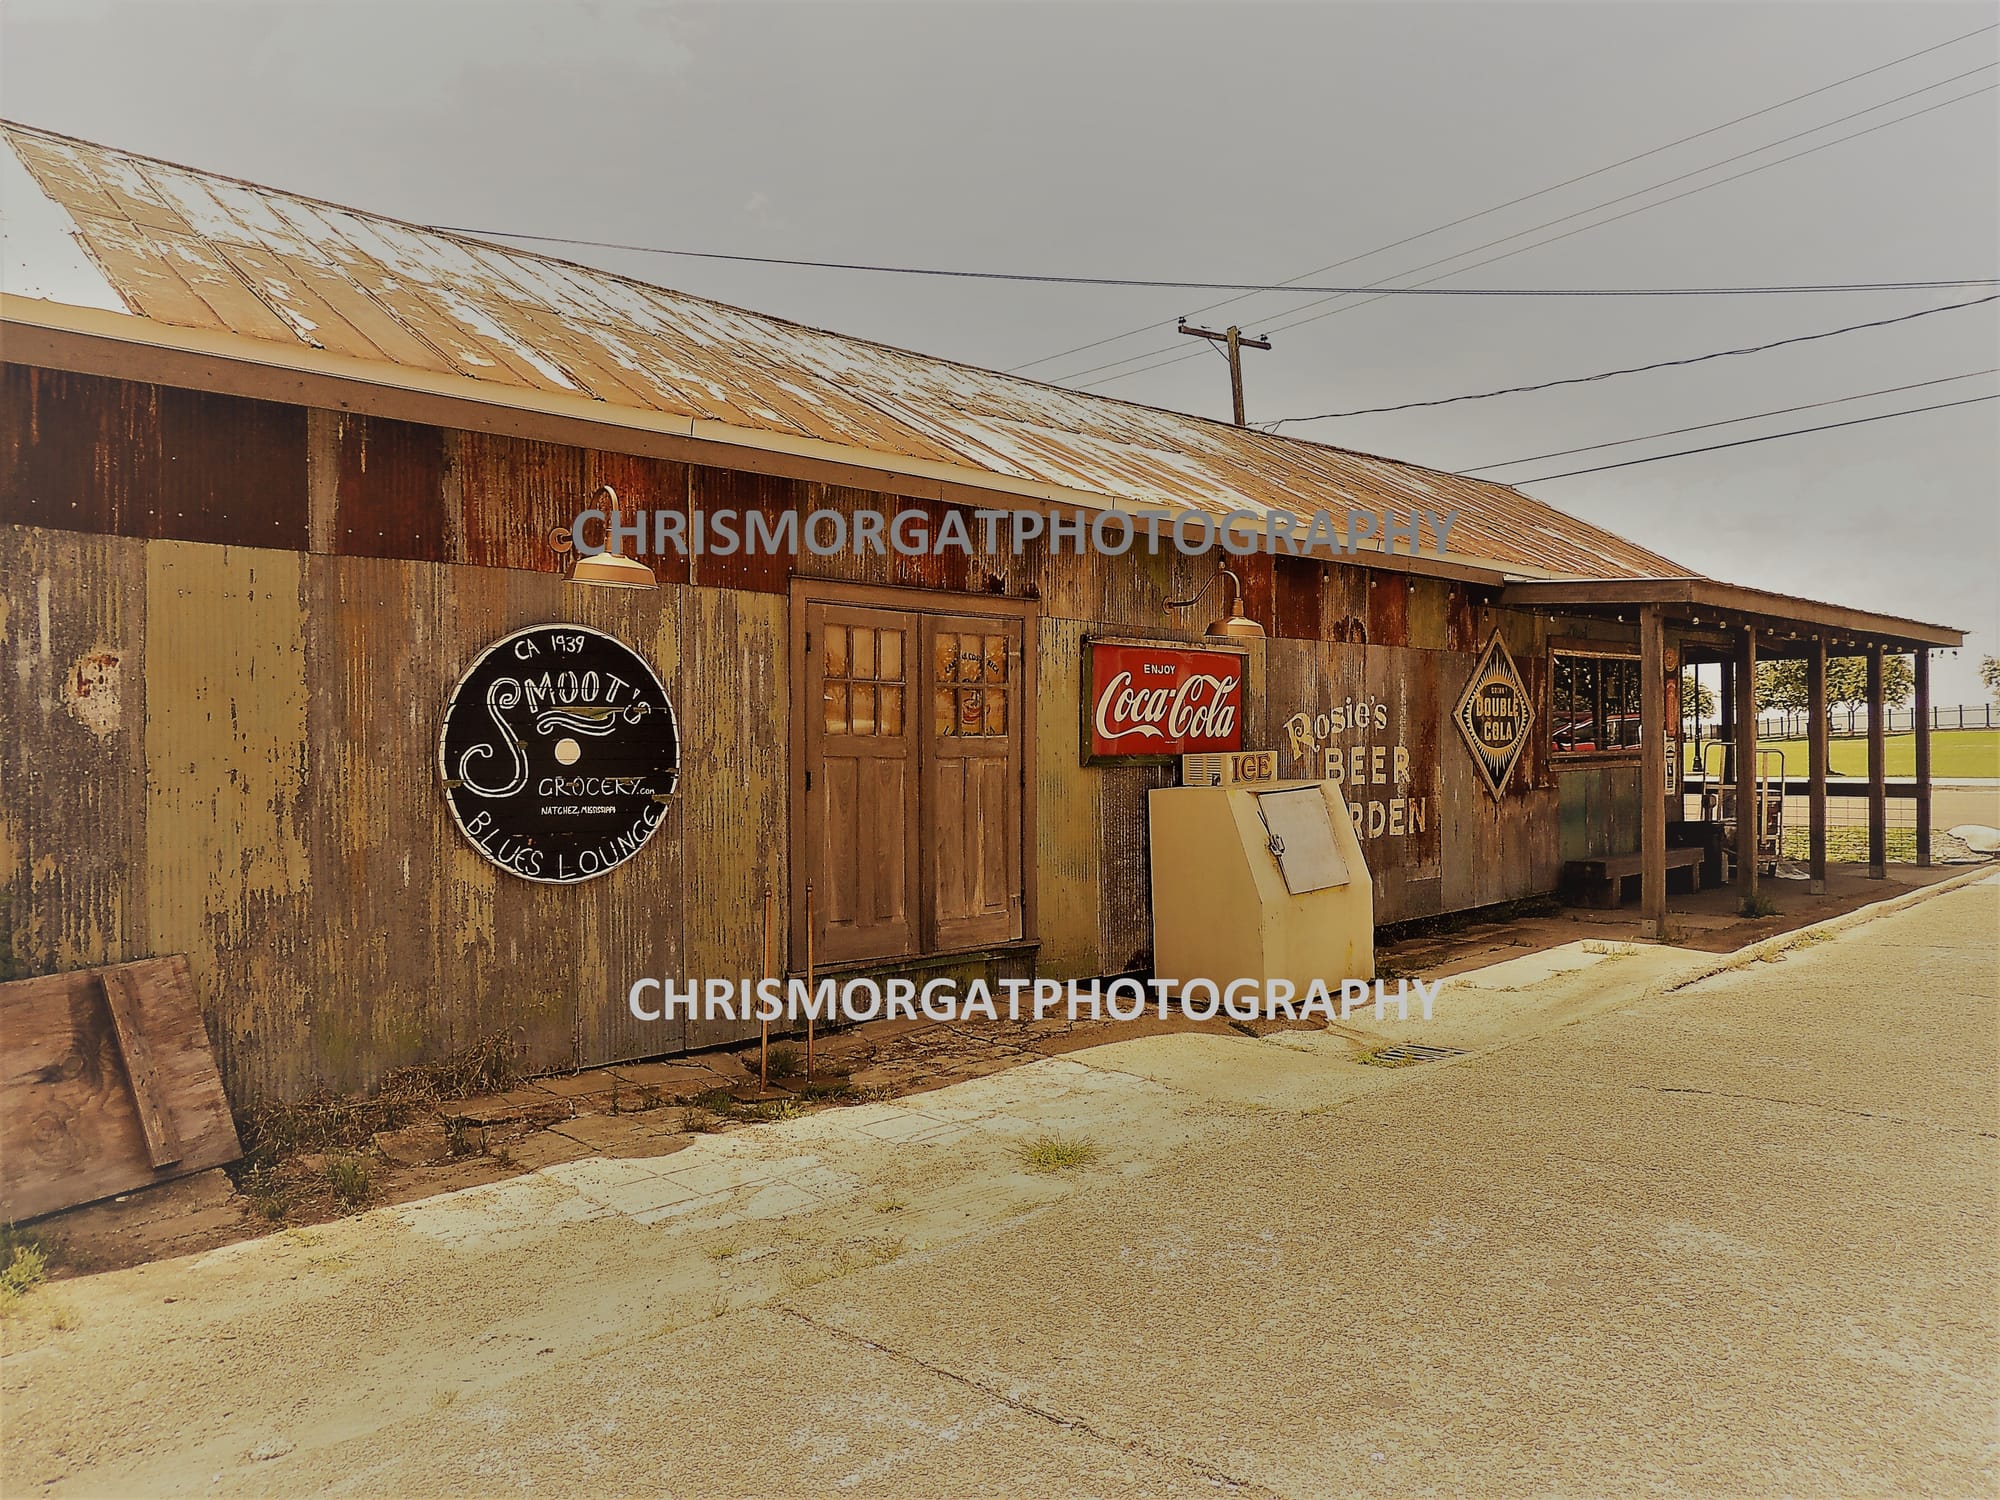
<box><xmin>439</xmin><ymin>624</ymin><xmax>679</xmax><ymax>883</ymax></box>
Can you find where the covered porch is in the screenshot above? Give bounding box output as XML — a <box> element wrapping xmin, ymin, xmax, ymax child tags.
<box><xmin>1501</xmin><ymin>577</ymin><xmax>1967</xmax><ymax>940</ymax></box>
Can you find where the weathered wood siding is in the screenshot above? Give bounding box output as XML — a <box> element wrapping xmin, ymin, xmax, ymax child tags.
<box><xmin>1262</xmin><ymin>605</ymin><xmax>1560</xmax><ymax>928</ymax></box>
<box><xmin>5</xmin><ymin>363</ymin><xmax>1588</xmax><ymax>1099</ymax></box>
<box><xmin>0</xmin><ymin>526</ymin><xmax>150</xmax><ymax>976</ymax></box>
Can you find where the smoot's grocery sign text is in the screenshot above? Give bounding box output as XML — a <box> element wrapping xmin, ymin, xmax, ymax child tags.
<box><xmin>439</xmin><ymin>625</ymin><xmax>680</xmax><ymax>883</ymax></box>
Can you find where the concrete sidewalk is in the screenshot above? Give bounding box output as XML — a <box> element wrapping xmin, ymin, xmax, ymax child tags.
<box><xmin>4</xmin><ymin>878</ymin><xmax>1994</xmax><ymax>1496</ymax></box>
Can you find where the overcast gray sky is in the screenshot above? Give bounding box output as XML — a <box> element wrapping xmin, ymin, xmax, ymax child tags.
<box><xmin>6</xmin><ymin>0</ymin><xmax>1996</xmax><ymax>700</ymax></box>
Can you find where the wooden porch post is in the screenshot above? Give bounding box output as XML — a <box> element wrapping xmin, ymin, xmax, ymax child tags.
<box><xmin>1808</xmin><ymin>637</ymin><xmax>1828</xmax><ymax>894</ymax></box>
<box><xmin>1718</xmin><ymin>657</ymin><xmax>1736</xmax><ymax>783</ymax></box>
<box><xmin>1914</xmin><ymin>650</ymin><xmax>1932</xmax><ymax>869</ymax></box>
<box><xmin>1734</xmin><ymin>629</ymin><xmax>1758</xmax><ymax>900</ymax></box>
<box><xmin>1640</xmin><ymin>604</ymin><xmax>1668</xmax><ymax>938</ymax></box>
<box><xmin>1866</xmin><ymin>644</ymin><xmax>1887</xmax><ymax>879</ymax></box>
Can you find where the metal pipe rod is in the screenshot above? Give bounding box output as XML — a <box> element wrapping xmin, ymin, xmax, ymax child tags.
<box><xmin>1914</xmin><ymin>652</ymin><xmax>1933</xmax><ymax>868</ymax></box>
<box><xmin>805</xmin><ymin>880</ymin><xmax>816</xmax><ymax>1080</ymax></box>
<box><xmin>759</xmin><ymin>883</ymin><xmax>773</xmax><ymax>1088</ymax></box>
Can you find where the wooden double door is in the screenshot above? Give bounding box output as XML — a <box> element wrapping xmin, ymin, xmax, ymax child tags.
<box><xmin>797</xmin><ymin>593</ymin><xmax>1028</xmax><ymax>966</ymax></box>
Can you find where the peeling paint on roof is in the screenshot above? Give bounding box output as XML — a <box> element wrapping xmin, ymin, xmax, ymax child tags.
<box><xmin>0</xmin><ymin>140</ymin><xmax>128</xmax><ymax>312</ymax></box>
<box><xmin>0</xmin><ymin>119</ymin><xmax>1696</xmax><ymax>581</ymax></box>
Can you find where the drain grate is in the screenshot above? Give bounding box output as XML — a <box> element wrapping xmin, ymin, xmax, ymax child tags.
<box><xmin>1357</xmin><ymin>1042</ymin><xmax>1467</xmax><ymax>1068</ymax></box>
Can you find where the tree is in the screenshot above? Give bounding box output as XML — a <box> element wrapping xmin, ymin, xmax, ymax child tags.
<box><xmin>1680</xmin><ymin>670</ymin><xmax>1714</xmax><ymax>722</ymax></box>
<box><xmin>1982</xmin><ymin>655</ymin><xmax>2000</xmax><ymax>706</ymax></box>
<box><xmin>1757</xmin><ymin>655</ymin><xmax>1913</xmax><ymax>715</ymax></box>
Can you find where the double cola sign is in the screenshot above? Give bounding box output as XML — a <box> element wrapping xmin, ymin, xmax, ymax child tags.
<box><xmin>1085</xmin><ymin>639</ymin><xmax>1246</xmax><ymax>764</ymax></box>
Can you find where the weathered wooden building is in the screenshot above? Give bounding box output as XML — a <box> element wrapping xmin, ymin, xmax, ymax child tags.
<box><xmin>0</xmin><ymin>123</ymin><xmax>1962</xmax><ymax>1104</ymax></box>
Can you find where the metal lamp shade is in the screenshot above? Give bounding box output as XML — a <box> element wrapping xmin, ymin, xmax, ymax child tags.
<box><xmin>1206</xmin><ymin>612</ymin><xmax>1265</xmax><ymax>640</ymax></box>
<box><xmin>569</xmin><ymin>549</ymin><xmax>658</xmax><ymax>590</ymax></box>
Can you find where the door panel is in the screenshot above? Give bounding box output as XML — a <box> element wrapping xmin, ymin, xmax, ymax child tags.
<box><xmin>923</xmin><ymin>616</ymin><xmax>1024</xmax><ymax>949</ymax></box>
<box><xmin>806</xmin><ymin>604</ymin><xmax>919</xmax><ymax>962</ymax></box>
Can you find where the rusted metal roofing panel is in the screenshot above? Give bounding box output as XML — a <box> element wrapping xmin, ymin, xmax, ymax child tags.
<box><xmin>0</xmin><ymin>119</ymin><xmax>1695</xmax><ymax>582</ymax></box>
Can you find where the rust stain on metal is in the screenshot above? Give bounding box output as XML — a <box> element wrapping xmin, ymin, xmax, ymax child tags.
<box><xmin>4</xmin><ymin>120</ymin><xmax>1693</xmax><ymax>583</ymax></box>
<box><xmin>143</xmin><ymin>541</ymin><xmax>312</xmax><ymax>1098</ymax></box>
<box><xmin>0</xmin><ymin>528</ymin><xmax>149</xmax><ymax>977</ymax></box>
<box><xmin>333</xmin><ymin>413</ymin><xmax>450</xmax><ymax>562</ymax></box>
<box><xmin>1367</xmin><ymin>572</ymin><xmax>1410</xmax><ymax>648</ymax></box>
<box><xmin>2</xmin><ymin>365</ymin><xmax>307</xmax><ymax>548</ymax></box>
<box><xmin>1034</xmin><ymin>618</ymin><xmax>1102</xmax><ymax>975</ymax></box>
<box><xmin>454</xmin><ymin>430</ymin><xmax>585</xmax><ymax>572</ymax></box>
<box><xmin>1272</xmin><ymin>556</ymin><xmax>1321</xmax><ymax>641</ymax></box>
<box><xmin>689</xmin><ymin>466</ymin><xmax>805</xmax><ymax>595</ymax></box>
<box><xmin>677</xmin><ymin>588</ymin><xmax>786</xmax><ymax>1050</ymax></box>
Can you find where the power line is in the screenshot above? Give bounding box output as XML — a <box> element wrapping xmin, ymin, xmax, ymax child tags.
<box><xmin>1265</xmin><ymin>294</ymin><xmax>1999</xmax><ymax>426</ymax></box>
<box><xmin>1462</xmin><ymin>369</ymin><xmax>1999</xmax><ymax>470</ymax></box>
<box><xmin>1067</xmin><ymin>76</ymin><xmax>1999</xmax><ymax>390</ymax></box>
<box><xmin>1065</xmin><ymin>72</ymin><xmax>1995</xmax><ymax>387</ymax></box>
<box><xmin>1512</xmin><ymin>392</ymin><xmax>2000</xmax><ymax>482</ymax></box>
<box><xmin>1256</xmin><ymin>85</ymin><xmax>1999</xmax><ymax>338</ymax></box>
<box><xmin>420</xmin><ymin>222</ymin><xmax>1994</xmax><ymax>300</ymax></box>
<box><xmin>1006</xmin><ymin>20</ymin><xmax>2000</xmax><ymax>375</ymax></box>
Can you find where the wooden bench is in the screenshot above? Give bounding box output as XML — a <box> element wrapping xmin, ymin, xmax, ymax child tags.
<box><xmin>1563</xmin><ymin>846</ymin><xmax>1705</xmax><ymax>909</ymax></box>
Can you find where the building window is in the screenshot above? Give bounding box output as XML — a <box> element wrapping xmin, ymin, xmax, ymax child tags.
<box><xmin>1551</xmin><ymin>651</ymin><xmax>1643</xmax><ymax>756</ymax></box>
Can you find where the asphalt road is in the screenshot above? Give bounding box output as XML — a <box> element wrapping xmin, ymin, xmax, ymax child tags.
<box><xmin>5</xmin><ymin>876</ymin><xmax>1995</xmax><ymax>1497</ymax></box>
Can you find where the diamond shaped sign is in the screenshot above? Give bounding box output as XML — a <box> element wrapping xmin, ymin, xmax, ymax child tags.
<box><xmin>1454</xmin><ymin>632</ymin><xmax>1534</xmax><ymax>800</ymax></box>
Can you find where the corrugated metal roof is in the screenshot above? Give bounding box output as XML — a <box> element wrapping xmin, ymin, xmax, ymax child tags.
<box><xmin>0</xmin><ymin>120</ymin><xmax>1695</xmax><ymax>582</ymax></box>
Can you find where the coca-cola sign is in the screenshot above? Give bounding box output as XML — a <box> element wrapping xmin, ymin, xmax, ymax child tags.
<box><xmin>1085</xmin><ymin>639</ymin><xmax>1247</xmax><ymax>764</ymax></box>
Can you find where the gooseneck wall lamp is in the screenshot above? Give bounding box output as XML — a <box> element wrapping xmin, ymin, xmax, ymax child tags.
<box><xmin>547</xmin><ymin>484</ymin><xmax>659</xmax><ymax>590</ymax></box>
<box><xmin>1166</xmin><ymin>564</ymin><xmax>1265</xmax><ymax>640</ymax></box>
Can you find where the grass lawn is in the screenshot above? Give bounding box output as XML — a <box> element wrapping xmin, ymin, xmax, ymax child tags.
<box><xmin>1685</xmin><ymin>728</ymin><xmax>1999</xmax><ymax>780</ymax></box>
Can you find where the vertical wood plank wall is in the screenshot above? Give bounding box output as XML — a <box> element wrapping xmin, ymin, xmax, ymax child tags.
<box><xmin>5</xmin><ymin>364</ymin><xmax>1575</xmax><ymax>1102</ymax></box>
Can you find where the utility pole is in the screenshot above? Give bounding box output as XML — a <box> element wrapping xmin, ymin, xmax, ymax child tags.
<box><xmin>1178</xmin><ymin>321</ymin><xmax>1272</xmax><ymax>426</ymax></box>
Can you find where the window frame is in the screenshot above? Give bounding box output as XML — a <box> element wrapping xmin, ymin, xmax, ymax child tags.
<box><xmin>1549</xmin><ymin>643</ymin><xmax>1646</xmax><ymax>763</ymax></box>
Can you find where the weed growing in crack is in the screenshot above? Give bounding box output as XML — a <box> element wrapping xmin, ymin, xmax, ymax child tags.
<box><xmin>239</xmin><ymin>1163</ymin><xmax>292</xmax><ymax>1222</ymax></box>
<box><xmin>0</xmin><ymin>1232</ymin><xmax>50</xmax><ymax>1310</ymax></box>
<box><xmin>324</xmin><ymin>1155</ymin><xmax>372</xmax><ymax>1209</ymax></box>
<box><xmin>1018</xmin><ymin>1135</ymin><xmax>1100</xmax><ymax>1173</ymax></box>
<box><xmin>783</xmin><ymin>1259</ymin><xmax>835</xmax><ymax>1290</ymax></box>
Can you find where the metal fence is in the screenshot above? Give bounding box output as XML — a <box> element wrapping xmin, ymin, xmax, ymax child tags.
<box><xmin>1729</xmin><ymin>703</ymin><xmax>1997</xmax><ymax>740</ymax></box>
<box><xmin>1676</xmin><ymin>786</ymin><xmax>1927</xmax><ymax>864</ymax></box>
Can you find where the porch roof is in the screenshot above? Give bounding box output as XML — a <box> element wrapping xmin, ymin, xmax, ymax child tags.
<box><xmin>1498</xmin><ymin>576</ymin><xmax>1963</xmax><ymax>655</ymax></box>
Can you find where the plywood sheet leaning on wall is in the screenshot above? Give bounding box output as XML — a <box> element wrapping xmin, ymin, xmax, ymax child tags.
<box><xmin>0</xmin><ymin>955</ymin><xmax>241</xmax><ymax>1221</ymax></box>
